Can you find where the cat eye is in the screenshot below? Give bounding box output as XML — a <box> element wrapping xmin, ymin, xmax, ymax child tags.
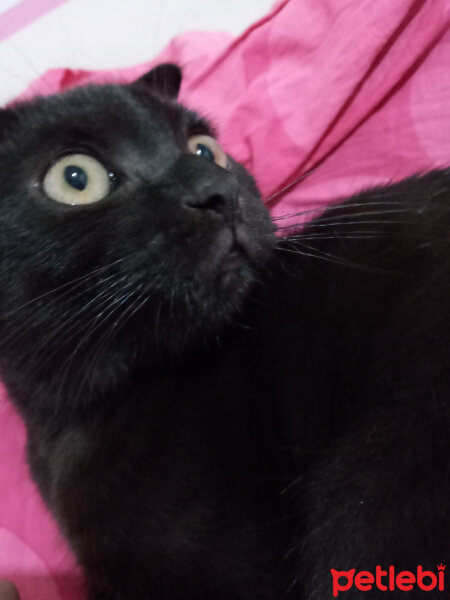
<box><xmin>188</xmin><ymin>135</ymin><xmax>228</xmax><ymax>169</ymax></box>
<box><xmin>42</xmin><ymin>154</ymin><xmax>114</xmax><ymax>205</ymax></box>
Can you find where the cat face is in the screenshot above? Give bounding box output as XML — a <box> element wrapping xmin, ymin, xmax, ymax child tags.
<box><xmin>0</xmin><ymin>65</ymin><xmax>275</xmax><ymax>391</ymax></box>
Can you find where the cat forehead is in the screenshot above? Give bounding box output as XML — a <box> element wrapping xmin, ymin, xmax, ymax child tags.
<box><xmin>4</xmin><ymin>83</ymin><xmax>211</xmax><ymax>152</ymax></box>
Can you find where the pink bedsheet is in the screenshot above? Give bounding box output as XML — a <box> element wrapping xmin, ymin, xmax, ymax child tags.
<box><xmin>1</xmin><ymin>1</ymin><xmax>450</xmax><ymax>598</ymax></box>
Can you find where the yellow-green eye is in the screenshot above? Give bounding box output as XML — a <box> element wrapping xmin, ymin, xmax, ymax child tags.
<box><xmin>43</xmin><ymin>154</ymin><xmax>112</xmax><ymax>205</ymax></box>
<box><xmin>188</xmin><ymin>135</ymin><xmax>228</xmax><ymax>169</ymax></box>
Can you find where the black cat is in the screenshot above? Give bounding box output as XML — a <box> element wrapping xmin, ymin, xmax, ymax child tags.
<box><xmin>0</xmin><ymin>64</ymin><xmax>448</xmax><ymax>599</ymax></box>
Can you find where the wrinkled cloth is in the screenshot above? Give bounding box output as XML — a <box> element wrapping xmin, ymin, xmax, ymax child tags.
<box><xmin>1</xmin><ymin>1</ymin><xmax>450</xmax><ymax>598</ymax></box>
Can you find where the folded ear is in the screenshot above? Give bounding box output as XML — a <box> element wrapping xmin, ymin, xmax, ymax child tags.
<box><xmin>133</xmin><ymin>63</ymin><xmax>182</xmax><ymax>100</ymax></box>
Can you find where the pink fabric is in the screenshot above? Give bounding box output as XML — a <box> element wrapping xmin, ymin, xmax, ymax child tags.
<box><xmin>1</xmin><ymin>1</ymin><xmax>449</xmax><ymax>597</ymax></box>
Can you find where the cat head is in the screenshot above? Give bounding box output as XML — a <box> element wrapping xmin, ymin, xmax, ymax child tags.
<box><xmin>0</xmin><ymin>64</ymin><xmax>275</xmax><ymax>398</ymax></box>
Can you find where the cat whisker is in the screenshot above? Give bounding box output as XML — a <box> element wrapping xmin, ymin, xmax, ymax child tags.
<box><xmin>264</xmin><ymin>167</ymin><xmax>319</xmax><ymax>204</ymax></box>
<box><xmin>277</xmin><ymin>218</ymin><xmax>450</xmax><ymax>235</ymax></box>
<box><xmin>278</xmin><ymin>240</ymin><xmax>400</xmax><ymax>274</ymax></box>
<box><xmin>3</xmin><ymin>257</ymin><xmax>126</xmax><ymax>318</ymax></box>
<box><xmin>21</xmin><ymin>275</ymin><xmax>132</xmax><ymax>375</ymax></box>
<box><xmin>280</xmin><ymin>474</ymin><xmax>305</xmax><ymax>496</ymax></box>
<box><xmin>271</xmin><ymin>199</ymin><xmax>406</xmax><ymax>222</ymax></box>
<box><xmin>71</xmin><ymin>287</ymin><xmax>148</xmax><ymax>403</ymax></box>
<box><xmin>307</xmin><ymin>208</ymin><xmax>419</xmax><ymax>224</ymax></box>
<box><xmin>0</xmin><ymin>271</ymin><xmax>129</xmax><ymax>354</ymax></box>
<box><xmin>269</xmin><ymin>180</ymin><xmax>415</xmax><ymax>211</ymax></box>
<box><xmin>284</xmin><ymin>230</ymin><xmax>443</xmax><ymax>242</ymax></box>
<box><xmin>275</xmin><ymin>210</ymin><xmax>415</xmax><ymax>233</ymax></box>
<box><xmin>53</xmin><ymin>282</ymin><xmax>138</xmax><ymax>399</ymax></box>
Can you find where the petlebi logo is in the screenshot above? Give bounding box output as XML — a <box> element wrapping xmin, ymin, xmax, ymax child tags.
<box><xmin>330</xmin><ymin>564</ymin><xmax>446</xmax><ymax>597</ymax></box>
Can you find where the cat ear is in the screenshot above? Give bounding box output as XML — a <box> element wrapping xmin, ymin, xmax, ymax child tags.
<box><xmin>133</xmin><ymin>63</ymin><xmax>182</xmax><ymax>99</ymax></box>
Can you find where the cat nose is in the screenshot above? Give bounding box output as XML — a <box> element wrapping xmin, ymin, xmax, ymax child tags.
<box><xmin>185</xmin><ymin>192</ymin><xmax>228</xmax><ymax>213</ymax></box>
<box><xmin>173</xmin><ymin>154</ymin><xmax>239</xmax><ymax>220</ymax></box>
<box><xmin>184</xmin><ymin>184</ymin><xmax>238</xmax><ymax>221</ymax></box>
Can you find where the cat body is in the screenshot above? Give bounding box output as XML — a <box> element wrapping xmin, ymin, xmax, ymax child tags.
<box><xmin>0</xmin><ymin>65</ymin><xmax>449</xmax><ymax>599</ymax></box>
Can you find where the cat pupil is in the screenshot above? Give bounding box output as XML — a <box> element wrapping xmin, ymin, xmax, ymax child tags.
<box><xmin>196</xmin><ymin>143</ymin><xmax>214</xmax><ymax>162</ymax></box>
<box><xmin>64</xmin><ymin>165</ymin><xmax>88</xmax><ymax>191</ymax></box>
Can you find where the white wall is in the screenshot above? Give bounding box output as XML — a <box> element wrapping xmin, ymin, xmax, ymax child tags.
<box><xmin>0</xmin><ymin>0</ymin><xmax>275</xmax><ymax>104</ymax></box>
